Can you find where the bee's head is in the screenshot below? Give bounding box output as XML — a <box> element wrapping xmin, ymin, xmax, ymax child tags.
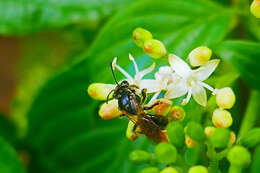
<box><xmin>106</xmin><ymin>62</ymin><xmax>130</xmax><ymax>103</ymax></box>
<box><xmin>113</xmin><ymin>80</ymin><xmax>130</xmax><ymax>99</ymax></box>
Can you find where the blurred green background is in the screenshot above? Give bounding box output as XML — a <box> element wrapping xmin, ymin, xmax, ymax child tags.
<box><xmin>0</xmin><ymin>0</ymin><xmax>259</xmax><ymax>172</ymax></box>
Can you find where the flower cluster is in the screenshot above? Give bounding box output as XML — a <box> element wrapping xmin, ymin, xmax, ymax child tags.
<box><xmin>87</xmin><ymin>28</ymin><xmax>237</xmax><ymax>142</ymax></box>
<box><xmin>87</xmin><ymin>28</ymin><xmax>253</xmax><ymax>173</ymax></box>
<box><xmin>88</xmin><ymin>49</ymin><xmax>220</xmax><ymax>104</ymax></box>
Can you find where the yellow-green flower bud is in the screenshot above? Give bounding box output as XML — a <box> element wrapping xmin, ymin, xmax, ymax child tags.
<box><xmin>204</xmin><ymin>126</ymin><xmax>216</xmax><ymax>138</ymax></box>
<box><xmin>167</xmin><ymin>122</ymin><xmax>185</xmax><ymax>148</ymax></box>
<box><xmin>185</xmin><ymin>135</ymin><xmax>196</xmax><ymax>148</ymax></box>
<box><xmin>154</xmin><ymin>142</ymin><xmax>177</xmax><ymax>164</ymax></box>
<box><xmin>133</xmin><ymin>28</ymin><xmax>153</xmax><ymax>48</ymax></box>
<box><xmin>160</xmin><ymin>167</ymin><xmax>179</xmax><ymax>173</ymax></box>
<box><xmin>126</xmin><ymin>121</ymin><xmax>139</xmax><ymax>141</ymax></box>
<box><xmin>88</xmin><ymin>83</ymin><xmax>115</xmax><ymax>100</ymax></box>
<box><xmin>129</xmin><ymin>150</ymin><xmax>152</xmax><ymax>165</ymax></box>
<box><xmin>150</xmin><ymin>99</ymin><xmax>172</xmax><ymax>116</ymax></box>
<box><xmin>227</xmin><ymin>145</ymin><xmax>251</xmax><ymax>167</ymax></box>
<box><xmin>216</xmin><ymin>87</ymin><xmax>236</xmax><ymax>109</ymax></box>
<box><xmin>239</xmin><ymin>128</ymin><xmax>260</xmax><ymax>148</ymax></box>
<box><xmin>186</xmin><ymin>122</ymin><xmax>206</xmax><ymax>142</ymax></box>
<box><xmin>228</xmin><ymin>131</ymin><xmax>236</xmax><ymax>146</ymax></box>
<box><xmin>168</xmin><ymin>106</ymin><xmax>186</xmax><ymax>121</ymax></box>
<box><xmin>188</xmin><ymin>46</ymin><xmax>212</xmax><ymax>66</ymax></box>
<box><xmin>98</xmin><ymin>99</ymin><xmax>121</xmax><ymax>119</ymax></box>
<box><xmin>144</xmin><ymin>39</ymin><xmax>167</xmax><ymax>59</ymax></box>
<box><xmin>212</xmin><ymin>108</ymin><xmax>233</xmax><ymax>128</ymax></box>
<box><xmin>140</xmin><ymin>167</ymin><xmax>160</xmax><ymax>173</ymax></box>
<box><xmin>210</xmin><ymin>128</ymin><xmax>231</xmax><ymax>148</ymax></box>
<box><xmin>250</xmin><ymin>0</ymin><xmax>260</xmax><ymax>18</ymax></box>
<box><xmin>188</xmin><ymin>166</ymin><xmax>208</xmax><ymax>173</ymax></box>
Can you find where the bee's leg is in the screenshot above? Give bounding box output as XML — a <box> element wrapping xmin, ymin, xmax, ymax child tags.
<box><xmin>132</xmin><ymin>124</ymin><xmax>137</xmax><ymax>133</ymax></box>
<box><xmin>141</xmin><ymin>88</ymin><xmax>147</xmax><ymax>104</ymax></box>
<box><xmin>143</xmin><ymin>100</ymin><xmax>162</xmax><ymax>110</ymax></box>
<box><xmin>119</xmin><ymin>114</ymin><xmax>125</xmax><ymax>118</ymax></box>
<box><xmin>130</xmin><ymin>84</ymin><xmax>140</xmax><ymax>89</ymax></box>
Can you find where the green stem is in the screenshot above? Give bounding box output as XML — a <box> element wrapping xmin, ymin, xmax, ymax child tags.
<box><xmin>175</xmin><ymin>147</ymin><xmax>188</xmax><ymax>172</ymax></box>
<box><xmin>216</xmin><ymin>148</ymin><xmax>230</xmax><ymax>160</ymax></box>
<box><xmin>228</xmin><ymin>164</ymin><xmax>242</xmax><ymax>173</ymax></box>
<box><xmin>206</xmin><ymin>141</ymin><xmax>219</xmax><ymax>173</ymax></box>
<box><xmin>238</xmin><ymin>91</ymin><xmax>260</xmax><ymax>138</ymax></box>
<box><xmin>208</xmin><ymin>158</ymin><xmax>219</xmax><ymax>173</ymax></box>
<box><xmin>206</xmin><ymin>141</ymin><xmax>216</xmax><ymax>159</ymax></box>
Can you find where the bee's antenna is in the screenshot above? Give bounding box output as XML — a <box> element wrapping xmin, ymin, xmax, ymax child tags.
<box><xmin>110</xmin><ymin>62</ymin><xmax>119</xmax><ymax>85</ymax></box>
<box><xmin>106</xmin><ymin>89</ymin><xmax>114</xmax><ymax>104</ymax></box>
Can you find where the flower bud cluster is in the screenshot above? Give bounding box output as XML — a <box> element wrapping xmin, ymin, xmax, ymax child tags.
<box><xmin>130</xmin><ymin>143</ymin><xmax>180</xmax><ymax>173</ymax></box>
<box><xmin>85</xmin><ymin>26</ymin><xmax>256</xmax><ymax>173</ymax></box>
<box><xmin>212</xmin><ymin>87</ymin><xmax>235</xmax><ymax>128</ymax></box>
<box><xmin>133</xmin><ymin>28</ymin><xmax>167</xmax><ymax>59</ymax></box>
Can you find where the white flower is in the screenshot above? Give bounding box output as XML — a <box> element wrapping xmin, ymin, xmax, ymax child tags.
<box><xmin>165</xmin><ymin>54</ymin><xmax>220</xmax><ymax>106</ymax></box>
<box><xmin>112</xmin><ymin>54</ymin><xmax>158</xmax><ymax>93</ymax></box>
<box><xmin>154</xmin><ymin>66</ymin><xmax>174</xmax><ymax>90</ymax></box>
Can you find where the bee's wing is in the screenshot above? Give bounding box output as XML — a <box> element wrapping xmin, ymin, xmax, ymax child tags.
<box><xmin>125</xmin><ymin>114</ymin><xmax>138</xmax><ymax>124</ymax></box>
<box><xmin>139</xmin><ymin>116</ymin><xmax>168</xmax><ymax>143</ymax></box>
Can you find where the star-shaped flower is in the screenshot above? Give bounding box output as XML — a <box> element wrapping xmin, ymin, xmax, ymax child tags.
<box><xmin>165</xmin><ymin>54</ymin><xmax>220</xmax><ymax>106</ymax></box>
<box><xmin>112</xmin><ymin>54</ymin><xmax>158</xmax><ymax>93</ymax></box>
<box><xmin>88</xmin><ymin>54</ymin><xmax>159</xmax><ymax>101</ymax></box>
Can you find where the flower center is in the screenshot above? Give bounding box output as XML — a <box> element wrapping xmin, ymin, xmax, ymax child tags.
<box><xmin>186</xmin><ymin>75</ymin><xmax>198</xmax><ymax>87</ymax></box>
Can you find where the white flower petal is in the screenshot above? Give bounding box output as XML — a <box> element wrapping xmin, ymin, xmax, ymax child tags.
<box><xmin>171</xmin><ymin>72</ymin><xmax>182</xmax><ymax>83</ymax></box>
<box><xmin>114</xmin><ymin>63</ymin><xmax>134</xmax><ymax>83</ymax></box>
<box><xmin>158</xmin><ymin>66</ymin><xmax>172</xmax><ymax>74</ymax></box>
<box><xmin>135</xmin><ymin>63</ymin><xmax>155</xmax><ymax>81</ymax></box>
<box><xmin>164</xmin><ymin>81</ymin><xmax>188</xmax><ymax>99</ymax></box>
<box><xmin>129</xmin><ymin>54</ymin><xmax>139</xmax><ymax>73</ymax></box>
<box><xmin>168</xmin><ymin>54</ymin><xmax>191</xmax><ymax>78</ymax></box>
<box><xmin>139</xmin><ymin>79</ymin><xmax>161</xmax><ymax>93</ymax></box>
<box><xmin>182</xmin><ymin>89</ymin><xmax>192</xmax><ymax>105</ymax></box>
<box><xmin>191</xmin><ymin>84</ymin><xmax>207</xmax><ymax>106</ymax></box>
<box><xmin>193</xmin><ymin>59</ymin><xmax>220</xmax><ymax>81</ymax></box>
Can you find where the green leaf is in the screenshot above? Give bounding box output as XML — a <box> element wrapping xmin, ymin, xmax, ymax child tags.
<box><xmin>215</xmin><ymin>40</ymin><xmax>260</xmax><ymax>91</ymax></box>
<box><xmin>11</xmin><ymin>30</ymin><xmax>92</xmax><ymax>137</ymax></box>
<box><xmin>0</xmin><ymin>137</ymin><xmax>26</xmax><ymax>173</ymax></box>
<box><xmin>0</xmin><ymin>113</ymin><xmax>16</xmax><ymax>144</ymax></box>
<box><xmin>251</xmin><ymin>145</ymin><xmax>260</xmax><ymax>173</ymax></box>
<box><xmin>0</xmin><ymin>0</ymin><xmax>134</xmax><ymax>35</ymax></box>
<box><xmin>26</xmin><ymin>0</ymin><xmax>233</xmax><ymax>172</ymax></box>
<box><xmin>238</xmin><ymin>91</ymin><xmax>260</xmax><ymax>138</ymax></box>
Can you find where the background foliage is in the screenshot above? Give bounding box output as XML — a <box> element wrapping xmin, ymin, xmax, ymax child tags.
<box><xmin>0</xmin><ymin>0</ymin><xmax>259</xmax><ymax>172</ymax></box>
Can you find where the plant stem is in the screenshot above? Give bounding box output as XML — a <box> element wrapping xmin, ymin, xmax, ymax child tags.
<box><xmin>208</xmin><ymin>158</ymin><xmax>219</xmax><ymax>173</ymax></box>
<box><xmin>216</xmin><ymin>148</ymin><xmax>230</xmax><ymax>160</ymax></box>
<box><xmin>238</xmin><ymin>91</ymin><xmax>260</xmax><ymax>138</ymax></box>
<box><xmin>206</xmin><ymin>141</ymin><xmax>219</xmax><ymax>173</ymax></box>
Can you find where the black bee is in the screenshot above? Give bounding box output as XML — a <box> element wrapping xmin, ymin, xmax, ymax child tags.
<box><xmin>107</xmin><ymin>63</ymin><xmax>168</xmax><ymax>143</ymax></box>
